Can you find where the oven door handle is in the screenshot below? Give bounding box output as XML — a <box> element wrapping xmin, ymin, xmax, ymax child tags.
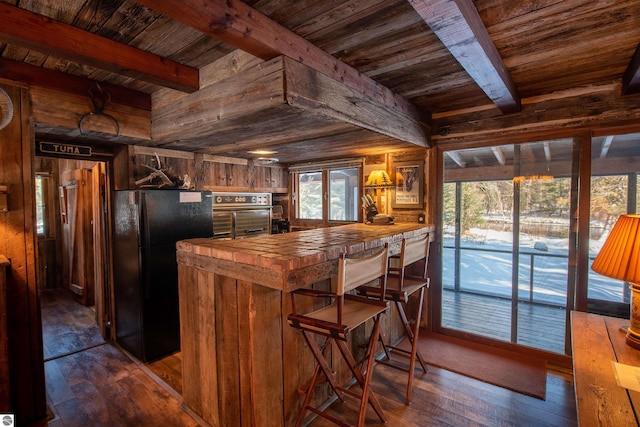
<box><xmin>244</xmin><ymin>228</ymin><xmax>266</xmax><ymax>234</ymax></box>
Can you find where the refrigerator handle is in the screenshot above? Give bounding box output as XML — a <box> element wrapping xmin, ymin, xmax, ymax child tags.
<box><xmin>140</xmin><ymin>247</ymin><xmax>151</xmax><ymax>300</ymax></box>
<box><xmin>139</xmin><ymin>192</ymin><xmax>151</xmax><ymax>247</ymax></box>
<box><xmin>140</xmin><ymin>192</ymin><xmax>152</xmax><ymax>300</ymax></box>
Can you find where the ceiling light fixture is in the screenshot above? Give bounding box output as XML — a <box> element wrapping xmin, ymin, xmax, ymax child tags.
<box><xmin>512</xmin><ymin>174</ymin><xmax>553</xmax><ymax>183</ymax></box>
<box><xmin>248</xmin><ymin>149</ymin><xmax>278</xmax><ymax>155</ymax></box>
<box><xmin>254</xmin><ymin>157</ymin><xmax>279</xmax><ymax>165</ymax></box>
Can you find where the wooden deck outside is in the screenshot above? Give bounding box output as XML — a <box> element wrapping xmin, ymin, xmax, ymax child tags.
<box><xmin>441</xmin><ymin>288</ymin><xmax>567</xmax><ymax>354</ymax></box>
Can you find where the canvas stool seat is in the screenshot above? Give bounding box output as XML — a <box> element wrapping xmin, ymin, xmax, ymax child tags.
<box><xmin>359</xmin><ymin>232</ymin><xmax>432</xmax><ymax>404</ymax></box>
<box><xmin>287</xmin><ymin>244</ymin><xmax>390</xmax><ymax>427</ymax></box>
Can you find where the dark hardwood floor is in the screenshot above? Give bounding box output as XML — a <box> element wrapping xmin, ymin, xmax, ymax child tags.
<box><xmin>44</xmin><ymin>344</ymin><xmax>199</xmax><ymax>427</ymax></box>
<box><xmin>40</xmin><ymin>289</ymin><xmax>199</xmax><ymax>426</ymax></box>
<box><xmin>40</xmin><ymin>289</ymin><xmax>106</xmax><ymax>361</ymax></box>
<box><xmin>39</xmin><ymin>289</ymin><xmax>577</xmax><ymax>426</ymax></box>
<box><xmin>309</xmin><ymin>365</ymin><xmax>576</xmax><ymax>426</ymax></box>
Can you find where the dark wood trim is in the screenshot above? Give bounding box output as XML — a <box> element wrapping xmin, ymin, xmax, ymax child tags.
<box><xmin>0</xmin><ymin>83</ymin><xmax>46</xmax><ymax>423</ymax></box>
<box><xmin>438</xmin><ymin>326</ymin><xmax>573</xmax><ymax>369</ymax></box>
<box><xmin>622</xmin><ymin>42</ymin><xmax>640</xmax><ymax>95</ymax></box>
<box><xmin>430</xmin><ymin>145</ymin><xmax>445</xmax><ymax>334</ymax></box>
<box><xmin>575</xmin><ymin>135</ymin><xmax>592</xmax><ymax>314</ymax></box>
<box><xmin>0</xmin><ymin>256</ymin><xmax>10</xmax><ymax>412</ymax></box>
<box><xmin>0</xmin><ymin>58</ymin><xmax>151</xmax><ymax>111</ymax></box>
<box><xmin>433</xmin><ymin>84</ymin><xmax>640</xmax><ymax>146</ymax></box>
<box><xmin>0</xmin><ymin>3</ymin><xmax>198</xmax><ymax>93</ymax></box>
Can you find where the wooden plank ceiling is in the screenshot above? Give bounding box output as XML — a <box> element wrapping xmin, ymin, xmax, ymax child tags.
<box><xmin>1</xmin><ymin>0</ymin><xmax>639</xmax><ymax>164</ymax></box>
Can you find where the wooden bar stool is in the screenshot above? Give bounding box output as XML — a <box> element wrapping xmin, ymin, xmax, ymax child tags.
<box><xmin>360</xmin><ymin>232</ymin><xmax>432</xmax><ymax>404</ymax></box>
<box><xmin>287</xmin><ymin>244</ymin><xmax>390</xmax><ymax>427</ymax></box>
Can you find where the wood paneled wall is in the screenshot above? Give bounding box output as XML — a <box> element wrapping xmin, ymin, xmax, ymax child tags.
<box><xmin>0</xmin><ymin>82</ymin><xmax>46</xmax><ymax>423</ymax></box>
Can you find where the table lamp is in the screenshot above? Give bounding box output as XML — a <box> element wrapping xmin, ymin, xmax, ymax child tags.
<box><xmin>591</xmin><ymin>214</ymin><xmax>640</xmax><ymax>349</ymax></box>
<box><xmin>365</xmin><ymin>169</ymin><xmax>393</xmax><ymax>187</ymax></box>
<box><xmin>365</xmin><ymin>169</ymin><xmax>393</xmax><ymax>216</ymax></box>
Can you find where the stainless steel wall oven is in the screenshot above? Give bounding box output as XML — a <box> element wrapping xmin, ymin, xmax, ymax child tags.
<box><xmin>211</xmin><ymin>192</ymin><xmax>272</xmax><ymax>239</ymax></box>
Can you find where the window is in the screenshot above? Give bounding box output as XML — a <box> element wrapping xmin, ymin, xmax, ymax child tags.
<box><xmin>35</xmin><ymin>173</ymin><xmax>54</xmax><ymax>237</ymax></box>
<box><xmin>587</xmin><ymin>132</ymin><xmax>640</xmax><ymax>317</ymax></box>
<box><xmin>329</xmin><ymin>168</ymin><xmax>359</xmax><ymax>221</ymax></box>
<box><xmin>298</xmin><ymin>171</ymin><xmax>323</xmax><ymax>219</ymax></box>
<box><xmin>292</xmin><ymin>160</ymin><xmax>362</xmax><ymax>224</ymax></box>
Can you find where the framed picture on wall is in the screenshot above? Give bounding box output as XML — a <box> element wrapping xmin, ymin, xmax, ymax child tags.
<box><xmin>391</xmin><ymin>161</ymin><xmax>424</xmax><ymax>208</ymax></box>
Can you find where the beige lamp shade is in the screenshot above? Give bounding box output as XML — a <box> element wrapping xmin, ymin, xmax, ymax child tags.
<box><xmin>592</xmin><ymin>214</ymin><xmax>640</xmax><ymax>283</ymax></box>
<box><xmin>365</xmin><ymin>170</ymin><xmax>393</xmax><ymax>187</ymax></box>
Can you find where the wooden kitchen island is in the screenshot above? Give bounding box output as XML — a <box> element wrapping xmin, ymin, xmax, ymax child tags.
<box><xmin>176</xmin><ymin>223</ymin><xmax>433</xmax><ymax>427</ymax></box>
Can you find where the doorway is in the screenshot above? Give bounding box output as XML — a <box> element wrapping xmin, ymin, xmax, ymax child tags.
<box><xmin>439</xmin><ymin>138</ymin><xmax>577</xmax><ymax>355</ymax></box>
<box><xmin>35</xmin><ymin>157</ymin><xmax>111</xmax><ymax>361</ymax></box>
<box><xmin>587</xmin><ymin>132</ymin><xmax>640</xmax><ymax>317</ymax></box>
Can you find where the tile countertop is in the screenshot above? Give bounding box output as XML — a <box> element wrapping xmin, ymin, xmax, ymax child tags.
<box><xmin>176</xmin><ymin>223</ymin><xmax>434</xmax><ymax>292</ymax></box>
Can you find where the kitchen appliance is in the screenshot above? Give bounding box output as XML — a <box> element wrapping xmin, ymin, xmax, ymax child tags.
<box><xmin>271</xmin><ymin>205</ymin><xmax>290</xmax><ymax>234</ymax></box>
<box><xmin>112</xmin><ymin>189</ymin><xmax>213</xmax><ymax>362</ymax></box>
<box><xmin>212</xmin><ymin>192</ymin><xmax>272</xmax><ymax>240</ymax></box>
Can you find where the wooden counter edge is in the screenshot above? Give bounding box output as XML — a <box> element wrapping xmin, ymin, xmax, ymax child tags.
<box><xmin>571</xmin><ymin>311</ymin><xmax>638</xmax><ymax>426</ymax></box>
<box><xmin>176</xmin><ymin>225</ymin><xmax>435</xmax><ymax>292</ymax></box>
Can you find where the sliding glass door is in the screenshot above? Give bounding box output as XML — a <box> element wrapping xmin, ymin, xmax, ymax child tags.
<box><xmin>588</xmin><ymin>132</ymin><xmax>640</xmax><ymax>318</ymax></box>
<box><xmin>441</xmin><ymin>139</ymin><xmax>576</xmax><ymax>354</ymax></box>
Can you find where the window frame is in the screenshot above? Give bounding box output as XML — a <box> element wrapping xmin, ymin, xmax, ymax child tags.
<box><xmin>291</xmin><ymin>160</ymin><xmax>363</xmax><ymax>227</ymax></box>
<box><xmin>35</xmin><ymin>173</ymin><xmax>56</xmax><ymax>239</ymax></box>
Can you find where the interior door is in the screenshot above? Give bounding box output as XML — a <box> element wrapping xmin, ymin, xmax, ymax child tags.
<box><xmin>91</xmin><ymin>163</ymin><xmax>111</xmax><ymax>339</ymax></box>
<box><xmin>60</xmin><ymin>168</ymin><xmax>94</xmax><ymax>306</ymax></box>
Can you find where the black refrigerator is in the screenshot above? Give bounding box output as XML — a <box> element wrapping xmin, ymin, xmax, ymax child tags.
<box><xmin>112</xmin><ymin>189</ymin><xmax>213</xmax><ymax>362</ymax></box>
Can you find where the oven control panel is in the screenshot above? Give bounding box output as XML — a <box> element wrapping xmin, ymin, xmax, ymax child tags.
<box><xmin>211</xmin><ymin>192</ymin><xmax>272</xmax><ymax>207</ymax></box>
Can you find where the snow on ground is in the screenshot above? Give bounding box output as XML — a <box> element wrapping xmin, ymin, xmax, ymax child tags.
<box><xmin>442</xmin><ymin>227</ymin><xmax>627</xmax><ymax>305</ymax></box>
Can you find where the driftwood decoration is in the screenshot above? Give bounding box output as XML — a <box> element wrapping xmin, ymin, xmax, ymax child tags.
<box><xmin>79</xmin><ymin>83</ymin><xmax>120</xmax><ymax>136</ymax></box>
<box><xmin>134</xmin><ymin>152</ymin><xmax>191</xmax><ymax>188</ymax></box>
<box><xmin>0</xmin><ymin>88</ymin><xmax>14</xmax><ymax>130</ymax></box>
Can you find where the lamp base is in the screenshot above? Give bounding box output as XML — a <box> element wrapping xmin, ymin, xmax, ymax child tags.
<box><xmin>627</xmin><ymin>331</ymin><xmax>640</xmax><ymax>350</ymax></box>
<box><xmin>628</xmin><ymin>283</ymin><xmax>640</xmax><ymax>349</ymax></box>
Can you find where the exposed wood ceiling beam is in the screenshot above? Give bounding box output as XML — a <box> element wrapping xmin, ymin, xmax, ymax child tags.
<box><xmin>133</xmin><ymin>0</ymin><xmax>431</xmax><ymax>136</ymax></box>
<box><xmin>491</xmin><ymin>147</ymin><xmax>505</xmax><ymax>165</ymax></box>
<box><xmin>0</xmin><ymin>58</ymin><xmax>151</xmax><ymax>111</ymax></box>
<box><xmin>543</xmin><ymin>142</ymin><xmax>551</xmax><ymax>162</ymax></box>
<box><xmin>446</xmin><ymin>151</ymin><xmax>466</xmax><ymax>168</ymax></box>
<box><xmin>0</xmin><ymin>3</ymin><xmax>199</xmax><ymax>93</ymax></box>
<box><xmin>407</xmin><ymin>0</ymin><xmax>520</xmax><ymax>114</ymax></box>
<box><xmin>622</xmin><ymin>42</ymin><xmax>640</xmax><ymax>95</ymax></box>
<box><xmin>600</xmin><ymin>135</ymin><xmax>614</xmax><ymax>159</ymax></box>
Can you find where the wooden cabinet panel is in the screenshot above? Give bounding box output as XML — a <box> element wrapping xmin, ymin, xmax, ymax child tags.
<box><xmin>201</xmin><ymin>155</ymin><xmax>250</xmax><ymax>191</ymax></box>
<box><xmin>252</xmin><ymin>165</ymin><xmax>288</xmax><ymax>193</ymax></box>
<box><xmin>176</xmin><ymin>224</ymin><xmax>433</xmax><ymax>426</ymax></box>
